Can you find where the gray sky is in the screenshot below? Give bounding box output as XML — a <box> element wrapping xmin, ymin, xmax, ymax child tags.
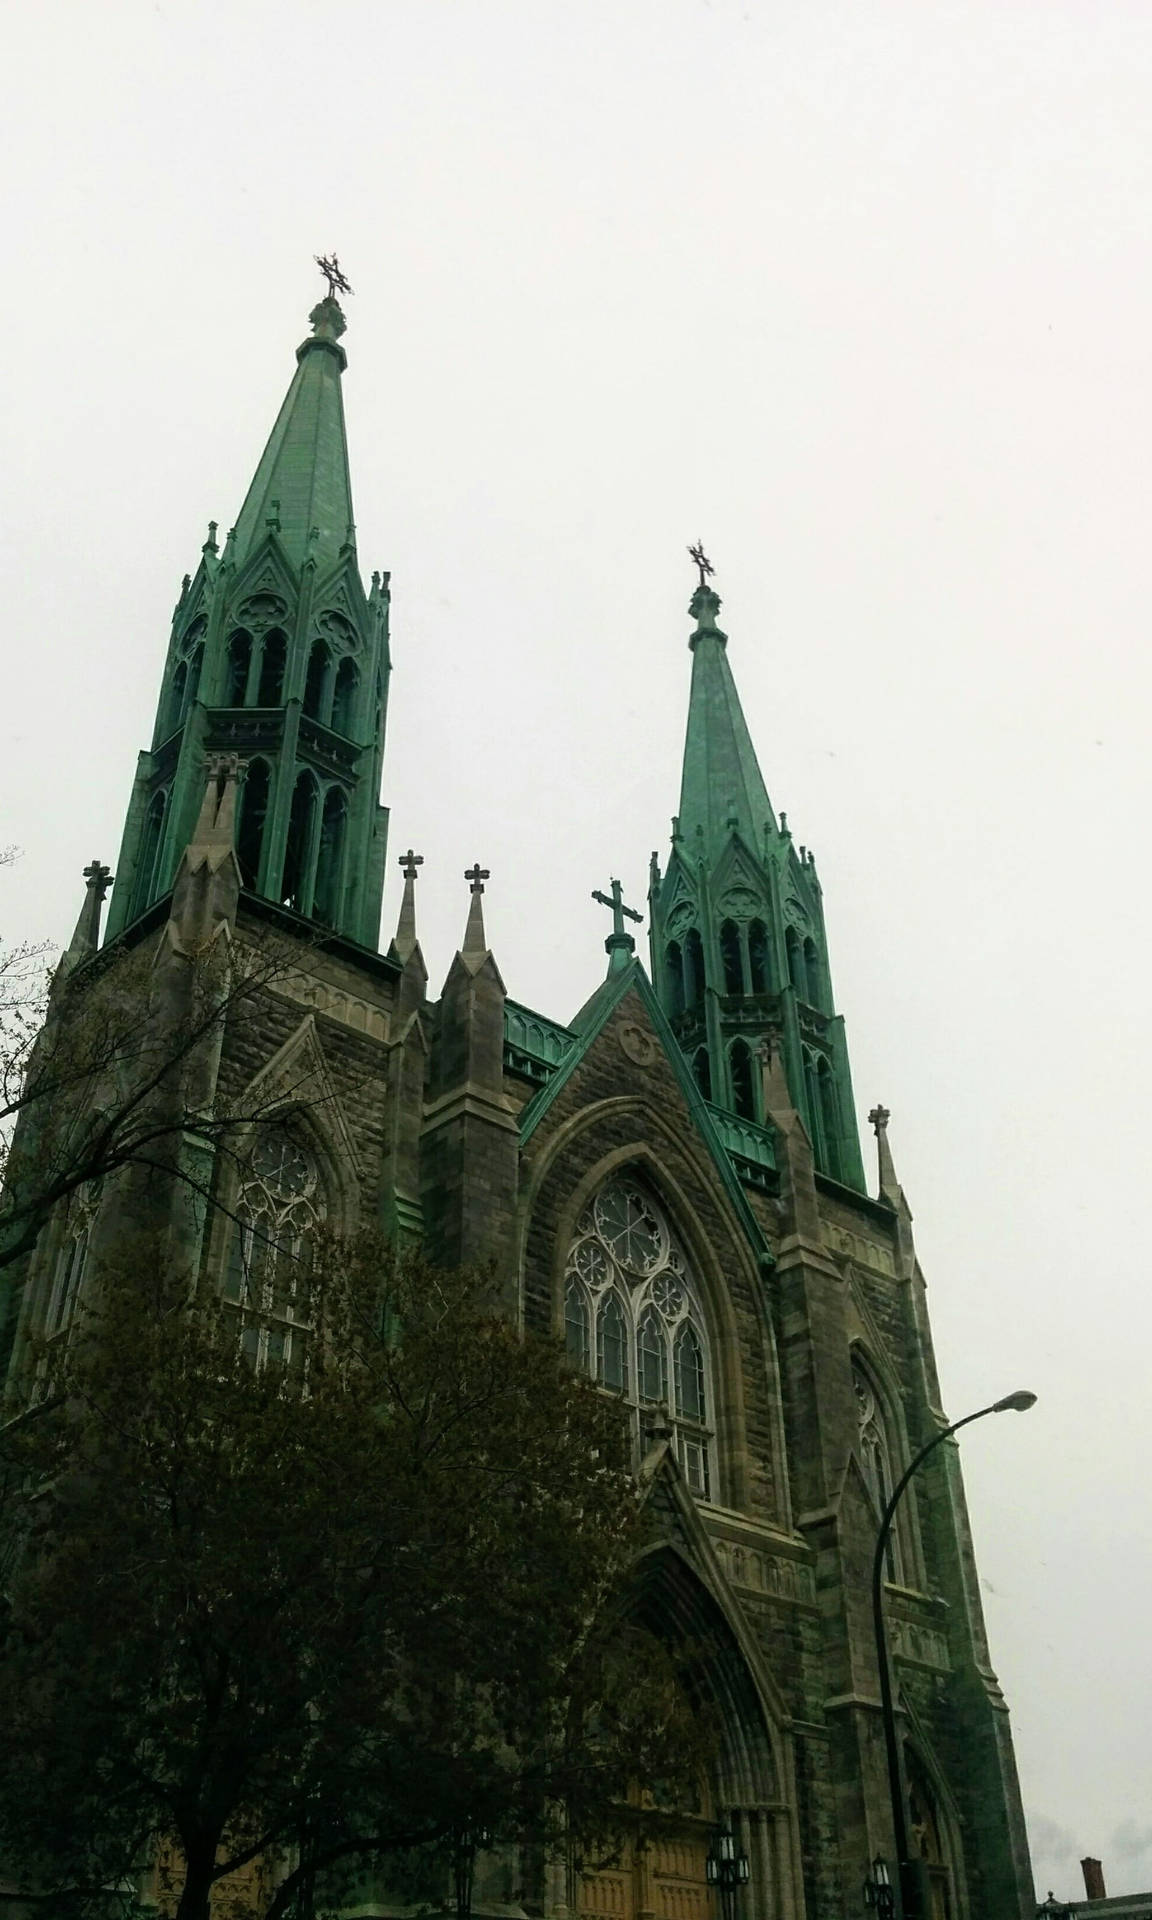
<box><xmin>3</xmin><ymin>1</ymin><xmax>1150</xmax><ymax>1899</ymax></box>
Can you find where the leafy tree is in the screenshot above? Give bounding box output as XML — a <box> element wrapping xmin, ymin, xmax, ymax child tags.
<box><xmin>0</xmin><ymin>1233</ymin><xmax>706</xmax><ymax>1920</ymax></box>
<box><xmin>0</xmin><ymin>920</ymin><xmax>317</xmax><ymax>1283</ymax></box>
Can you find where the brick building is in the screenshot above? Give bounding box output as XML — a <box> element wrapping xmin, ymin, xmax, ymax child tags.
<box><xmin>0</xmin><ymin>288</ymin><xmax>1034</xmax><ymax>1920</ymax></box>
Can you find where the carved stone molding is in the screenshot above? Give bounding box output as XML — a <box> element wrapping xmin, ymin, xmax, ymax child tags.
<box><xmin>275</xmin><ymin>967</ymin><xmax>390</xmax><ymax>1042</ymax></box>
<box><xmin>712</xmin><ymin>1537</ymin><xmax>816</xmax><ymax>1605</ymax></box>
<box><xmin>889</xmin><ymin>1618</ymin><xmax>951</xmax><ymax>1671</ymax></box>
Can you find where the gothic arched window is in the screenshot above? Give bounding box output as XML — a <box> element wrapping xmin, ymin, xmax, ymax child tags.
<box><xmin>224</xmin><ymin>1134</ymin><xmax>323</xmax><ymax>1381</ymax></box>
<box><xmin>331</xmin><ymin>657</ymin><xmax>359</xmax><ymax>736</ymax></box>
<box><xmin>905</xmin><ymin>1751</ymin><xmax>955</xmax><ymax>1920</ymax></box>
<box><xmin>282</xmin><ymin>772</ymin><xmax>319</xmax><ymax>914</ymax></box>
<box><xmin>803</xmin><ymin>937</ymin><xmax>823</xmax><ymax>1011</ymax></box>
<box><xmin>818</xmin><ymin>1060</ymin><xmax>841</xmax><ymax>1181</ymax></box>
<box><xmin>226</xmin><ymin>630</ymin><xmax>252</xmax><ymax>707</ymax></box>
<box><xmin>563</xmin><ymin>1177</ymin><xmax>714</xmax><ymax>1499</ymax></box>
<box><xmin>692</xmin><ymin>1046</ymin><xmax>711</xmax><ymax>1102</ymax></box>
<box><xmin>312</xmin><ymin>787</ymin><xmax>347</xmax><ymax>926</ymax></box>
<box><xmin>185</xmin><ymin>643</ymin><xmax>203</xmax><ymax>715</ymax></box>
<box><xmin>168</xmin><ymin>661</ymin><xmax>187</xmax><ymax>736</ymax></box>
<box><xmin>747</xmin><ymin>919</ymin><xmax>770</xmax><ymax>994</ymax></box>
<box><xmin>45</xmin><ymin>1189</ymin><xmax>97</xmax><ymax>1340</ymax></box>
<box><xmin>665</xmin><ymin>941</ymin><xmax>685</xmax><ymax>1018</ymax></box>
<box><xmin>730</xmin><ymin>1040</ymin><xmax>756</xmax><ymax>1121</ymax></box>
<box><xmin>720</xmin><ymin>919</ymin><xmax>744</xmax><ymax>996</ymax></box>
<box><xmin>853</xmin><ymin>1355</ymin><xmax>907</xmax><ymax>1585</ymax></box>
<box><xmin>257</xmin><ymin>629</ymin><xmax>286</xmax><ymax>707</ymax></box>
<box><xmin>597</xmin><ymin>1291</ymin><xmax>628</xmax><ymax>1393</ymax></box>
<box><xmin>236</xmin><ymin>758</ymin><xmax>269</xmax><ymax>890</ymax></box>
<box><xmin>786</xmin><ymin>927</ymin><xmax>807</xmax><ymax>1001</ymax></box>
<box><xmin>684</xmin><ymin>929</ymin><xmax>705</xmax><ymax>1010</ymax></box>
<box><xmin>304</xmin><ymin>640</ymin><xmax>330</xmax><ymax>721</ymax></box>
<box><xmin>132</xmin><ymin>788</ymin><xmax>168</xmax><ymax>920</ymax></box>
<box><xmin>565</xmin><ymin>1276</ymin><xmax>590</xmax><ymax>1371</ymax></box>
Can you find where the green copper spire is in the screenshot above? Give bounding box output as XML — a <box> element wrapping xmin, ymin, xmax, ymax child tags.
<box><xmin>677</xmin><ymin>580</ymin><xmax>776</xmax><ymax>860</ymax></box>
<box><xmin>229</xmin><ymin>297</ymin><xmax>355</xmax><ymax>574</ymax></box>
<box><xmin>649</xmin><ymin>560</ymin><xmax>865</xmax><ymax>1191</ymax></box>
<box><xmin>105</xmin><ymin>274</ymin><xmax>391</xmax><ymax>952</ymax></box>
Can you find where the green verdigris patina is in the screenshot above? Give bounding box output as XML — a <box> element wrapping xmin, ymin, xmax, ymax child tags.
<box><xmin>105</xmin><ymin>287</ymin><xmax>391</xmax><ymax>949</ymax></box>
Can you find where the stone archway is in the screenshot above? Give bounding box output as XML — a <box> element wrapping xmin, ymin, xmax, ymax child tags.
<box><xmin>571</xmin><ymin>1545</ymin><xmax>803</xmax><ymax>1920</ymax></box>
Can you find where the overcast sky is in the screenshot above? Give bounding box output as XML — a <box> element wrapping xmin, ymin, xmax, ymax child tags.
<box><xmin>3</xmin><ymin>0</ymin><xmax>1151</xmax><ymax>1901</ymax></box>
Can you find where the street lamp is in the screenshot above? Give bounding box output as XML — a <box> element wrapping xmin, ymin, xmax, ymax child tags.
<box><xmin>864</xmin><ymin>1856</ymin><xmax>895</xmax><ymax>1918</ymax></box>
<box><xmin>706</xmin><ymin>1819</ymin><xmax>750</xmax><ymax>1920</ymax></box>
<box><xmin>872</xmin><ymin>1389</ymin><xmax>1037</xmax><ymax>1920</ymax></box>
<box><xmin>453</xmin><ymin>1820</ymin><xmax>493</xmax><ymax>1920</ymax></box>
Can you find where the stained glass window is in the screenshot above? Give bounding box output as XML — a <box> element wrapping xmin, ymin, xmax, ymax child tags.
<box><xmin>563</xmin><ymin>1177</ymin><xmax>713</xmax><ymax>1500</ymax></box>
<box><xmin>225</xmin><ymin>1133</ymin><xmax>322</xmax><ymax>1380</ymax></box>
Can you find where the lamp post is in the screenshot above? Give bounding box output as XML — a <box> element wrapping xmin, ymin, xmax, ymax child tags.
<box><xmin>864</xmin><ymin>1856</ymin><xmax>895</xmax><ymax>1918</ymax></box>
<box><xmin>872</xmin><ymin>1389</ymin><xmax>1036</xmax><ymax>1920</ymax></box>
<box><xmin>453</xmin><ymin>1820</ymin><xmax>493</xmax><ymax>1920</ymax></box>
<box><xmin>706</xmin><ymin>1818</ymin><xmax>750</xmax><ymax>1920</ymax></box>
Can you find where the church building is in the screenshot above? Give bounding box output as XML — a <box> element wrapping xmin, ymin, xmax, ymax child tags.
<box><xmin>0</xmin><ymin>286</ymin><xmax>1035</xmax><ymax>1920</ymax></box>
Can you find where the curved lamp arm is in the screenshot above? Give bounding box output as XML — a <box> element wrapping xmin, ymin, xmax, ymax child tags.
<box><xmin>871</xmin><ymin>1390</ymin><xmax>1035</xmax><ymax>1915</ymax></box>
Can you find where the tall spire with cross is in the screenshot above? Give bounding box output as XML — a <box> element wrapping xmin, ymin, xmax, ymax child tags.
<box><xmin>105</xmin><ymin>261</ymin><xmax>392</xmax><ymax>953</ymax></box>
<box><xmin>647</xmin><ymin>551</ymin><xmax>865</xmax><ymax>1190</ymax></box>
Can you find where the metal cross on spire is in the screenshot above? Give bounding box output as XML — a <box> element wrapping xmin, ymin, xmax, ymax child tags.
<box><xmin>315</xmin><ymin>253</ymin><xmax>353</xmax><ymax>300</ymax></box>
<box><xmin>688</xmin><ymin>541</ymin><xmax>715</xmax><ymax>589</ymax></box>
<box><xmin>592</xmin><ymin>877</ymin><xmax>642</xmax><ymax>940</ymax></box>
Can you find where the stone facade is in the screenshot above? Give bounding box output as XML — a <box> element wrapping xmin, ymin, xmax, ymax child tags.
<box><xmin>0</xmin><ymin>295</ymin><xmax>1035</xmax><ymax>1920</ymax></box>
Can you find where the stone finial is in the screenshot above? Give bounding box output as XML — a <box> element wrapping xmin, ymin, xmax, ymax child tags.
<box><xmin>203</xmin><ymin>520</ymin><xmax>219</xmax><ymax>556</ymax></box>
<box><xmin>462</xmin><ymin>864</ymin><xmax>490</xmax><ymax>958</ymax></box>
<box><xmin>265</xmin><ymin>499</ymin><xmax>281</xmax><ymax>533</ymax></box>
<box><xmin>394</xmin><ymin>849</ymin><xmax>423</xmax><ymax>964</ymax></box>
<box><xmin>308</xmin><ymin>295</ymin><xmax>348</xmax><ymax>344</ymax></box>
<box><xmin>688</xmin><ymin>582</ymin><xmax>726</xmax><ymax>645</ymax></box>
<box><xmin>869</xmin><ymin>1104</ymin><xmax>902</xmax><ymax>1205</ymax></box>
<box><xmin>164</xmin><ymin>756</ymin><xmax>245</xmax><ymax>952</ymax></box>
<box><xmin>54</xmin><ymin>860</ymin><xmax>114</xmax><ymax>991</ymax></box>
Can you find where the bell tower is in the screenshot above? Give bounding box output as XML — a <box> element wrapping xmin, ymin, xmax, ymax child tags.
<box><xmin>648</xmin><ymin>558</ymin><xmax>865</xmax><ymax>1189</ymax></box>
<box><xmin>105</xmin><ymin>275</ymin><xmax>391</xmax><ymax>950</ymax></box>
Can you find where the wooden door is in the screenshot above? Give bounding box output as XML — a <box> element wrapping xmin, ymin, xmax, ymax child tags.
<box><xmin>578</xmin><ymin>1819</ymin><xmax>716</xmax><ymax>1920</ymax></box>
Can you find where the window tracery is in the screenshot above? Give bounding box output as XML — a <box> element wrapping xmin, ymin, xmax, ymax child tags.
<box><xmin>45</xmin><ymin>1187</ymin><xmax>98</xmax><ymax>1339</ymax></box>
<box><xmin>853</xmin><ymin>1355</ymin><xmax>906</xmax><ymax>1583</ymax></box>
<box><xmin>564</xmin><ymin>1177</ymin><xmax>714</xmax><ymax>1499</ymax></box>
<box><xmin>224</xmin><ymin>1134</ymin><xmax>323</xmax><ymax>1380</ymax></box>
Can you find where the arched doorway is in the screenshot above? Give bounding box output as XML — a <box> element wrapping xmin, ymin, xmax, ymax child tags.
<box><xmin>905</xmin><ymin>1747</ymin><xmax>959</xmax><ymax>1920</ymax></box>
<box><xmin>574</xmin><ymin>1545</ymin><xmax>801</xmax><ymax>1920</ymax></box>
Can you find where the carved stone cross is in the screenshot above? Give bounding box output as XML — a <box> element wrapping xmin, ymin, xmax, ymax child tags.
<box><xmin>465</xmin><ymin>864</ymin><xmax>490</xmax><ymax>894</ymax></box>
<box><xmin>399</xmin><ymin>849</ymin><xmax>424</xmax><ymax>881</ymax></box>
<box><xmin>592</xmin><ymin>877</ymin><xmax>642</xmax><ymax>940</ymax></box>
<box><xmin>82</xmin><ymin>860</ymin><xmax>113</xmax><ymax>900</ymax></box>
<box><xmin>868</xmin><ymin>1104</ymin><xmax>891</xmax><ymax>1135</ymax></box>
